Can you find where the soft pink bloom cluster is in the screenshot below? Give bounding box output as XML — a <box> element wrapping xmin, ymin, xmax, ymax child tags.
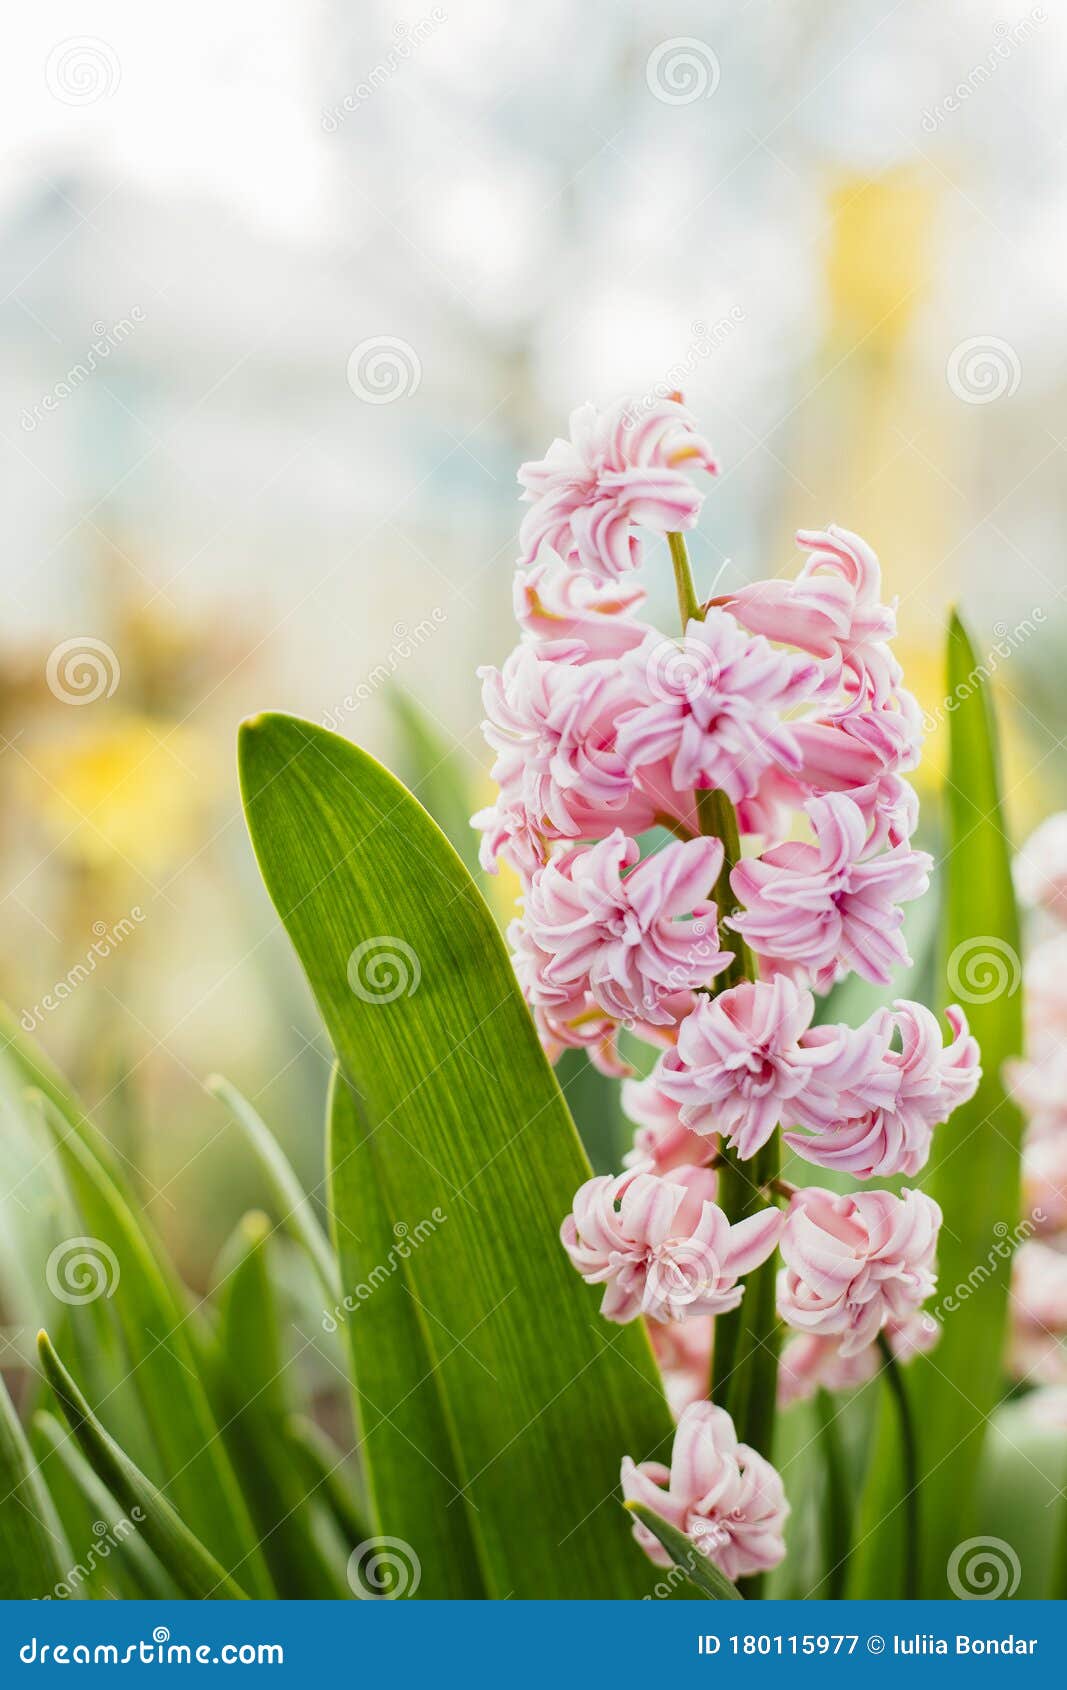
<box><xmin>477</xmin><ymin>397</ymin><xmax>981</xmax><ymax>1582</ymax></box>
<box><xmin>621</xmin><ymin>1401</ymin><xmax>789</xmax><ymax>1583</ymax></box>
<box><xmin>1006</xmin><ymin>815</ymin><xmax>1067</xmax><ymax>1386</ymax></box>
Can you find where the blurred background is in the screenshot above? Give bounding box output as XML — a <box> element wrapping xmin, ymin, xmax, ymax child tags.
<box><xmin>2</xmin><ymin>0</ymin><xmax>1066</xmax><ymax>1288</ymax></box>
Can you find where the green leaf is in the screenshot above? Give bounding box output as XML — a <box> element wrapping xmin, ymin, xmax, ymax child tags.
<box><xmin>211</xmin><ymin>1212</ymin><xmax>352</xmax><ymax>1599</ymax></box>
<box><xmin>206</xmin><ymin>1076</ymin><xmax>339</xmax><ymax>1300</ymax></box>
<box><xmin>386</xmin><ymin>688</ymin><xmax>486</xmax><ymax>885</ymax></box>
<box><xmin>853</xmin><ymin>611</ymin><xmax>1024</xmax><ymax>1597</ymax></box>
<box><xmin>327</xmin><ymin>1063</ymin><xmax>486</xmax><ymax>1597</ymax></box>
<box><xmin>36</xmin><ymin>1331</ymin><xmax>248</xmax><ymax>1600</ymax></box>
<box><xmin>0</xmin><ymin>1366</ymin><xmax>71</xmax><ymax>1597</ymax></box>
<box><xmin>622</xmin><ymin>1502</ymin><xmax>743</xmax><ymax>1599</ymax></box>
<box><xmin>285</xmin><ymin>1412</ymin><xmax>372</xmax><ymax>1550</ymax></box>
<box><xmin>33</xmin><ymin>1410</ymin><xmax>175</xmax><ymax>1599</ymax></box>
<box><xmin>32</xmin><ymin>1092</ymin><xmax>274</xmax><ymax>1596</ymax></box>
<box><xmin>813</xmin><ymin>1388</ymin><xmax>852</xmax><ymax>1599</ymax></box>
<box><xmin>240</xmin><ymin>713</ymin><xmax>678</xmax><ymax>1598</ymax></box>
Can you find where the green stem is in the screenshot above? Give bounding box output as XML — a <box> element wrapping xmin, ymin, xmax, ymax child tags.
<box><xmin>666</xmin><ymin>534</ymin><xmax>780</xmax><ymax>1498</ymax></box>
<box><xmin>877</xmin><ymin>1334</ymin><xmax>920</xmax><ymax>1600</ymax></box>
<box><xmin>669</xmin><ymin>530</ymin><xmax>703</xmax><ymax>626</ymax></box>
<box><xmin>814</xmin><ymin>1388</ymin><xmax>853</xmax><ymax>1599</ymax></box>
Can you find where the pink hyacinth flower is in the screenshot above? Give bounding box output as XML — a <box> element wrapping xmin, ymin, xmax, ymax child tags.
<box><xmin>561</xmin><ymin>1162</ymin><xmax>782</xmax><ymax>1324</ymax></box>
<box><xmin>518</xmin><ymin>397</ymin><xmax>718</xmax><ymax>580</ymax></box>
<box><xmin>622</xmin><ymin>1072</ymin><xmax>714</xmax><ymax>1172</ymax></box>
<box><xmin>648</xmin><ymin>1315</ymin><xmax>713</xmax><ymax>1419</ymax></box>
<box><xmin>514</xmin><ymin>547</ymin><xmax>649</xmax><ymax>656</ymax></box>
<box><xmin>778</xmin><ymin>1311</ymin><xmax>939</xmax><ymax>1406</ymax></box>
<box><xmin>777</xmin><ymin>1186</ymin><xmax>942</xmax><ymax>1356</ymax></box>
<box><xmin>786</xmin><ymin>1001</ymin><xmax>980</xmax><ymax>1179</ymax></box>
<box><xmin>520</xmin><ymin>830</ymin><xmax>728</xmax><ymax>1026</ymax></box>
<box><xmin>731</xmin><ymin>791</ymin><xmax>932</xmax><ymax>992</ymax></box>
<box><xmin>621</xmin><ymin>1401</ymin><xmax>789</xmax><ymax>1582</ymax></box>
<box><xmin>726</xmin><ymin>525</ymin><xmax>899</xmax><ymax>706</ymax></box>
<box><xmin>656</xmin><ymin>976</ymin><xmax>829</xmax><ymax>1159</ymax></box>
<box><xmin>616</xmin><ymin>610</ymin><xmax>820</xmax><ymax>804</ymax></box>
<box><xmin>1015</xmin><ymin>812</ymin><xmax>1067</xmax><ymax>921</ymax></box>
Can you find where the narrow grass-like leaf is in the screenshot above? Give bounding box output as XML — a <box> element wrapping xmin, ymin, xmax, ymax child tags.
<box><xmin>854</xmin><ymin>611</ymin><xmax>1024</xmax><ymax>1597</ymax></box>
<box><xmin>33</xmin><ymin>1410</ymin><xmax>175</xmax><ymax>1599</ymax></box>
<box><xmin>327</xmin><ymin>1064</ymin><xmax>486</xmax><ymax>1598</ymax></box>
<box><xmin>285</xmin><ymin>1412</ymin><xmax>372</xmax><ymax>1549</ymax></box>
<box><xmin>36</xmin><ymin>1332</ymin><xmax>248</xmax><ymax>1600</ymax></box>
<box><xmin>240</xmin><ymin>714</ymin><xmax>678</xmax><ymax>1598</ymax></box>
<box><xmin>207</xmin><ymin>1076</ymin><xmax>339</xmax><ymax>1299</ymax></box>
<box><xmin>813</xmin><ymin>1388</ymin><xmax>852</xmax><ymax>1599</ymax></box>
<box><xmin>32</xmin><ymin>1093</ymin><xmax>273</xmax><ymax>1596</ymax></box>
<box><xmin>212</xmin><ymin>1212</ymin><xmax>351</xmax><ymax>1598</ymax></box>
<box><xmin>0</xmin><ymin>1368</ymin><xmax>71</xmax><ymax>1597</ymax></box>
<box><xmin>622</xmin><ymin>1502</ymin><xmax>742</xmax><ymax>1599</ymax></box>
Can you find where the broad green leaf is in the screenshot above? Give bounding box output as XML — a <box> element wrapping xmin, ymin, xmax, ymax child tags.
<box><xmin>206</xmin><ymin>1077</ymin><xmax>339</xmax><ymax>1299</ymax></box>
<box><xmin>211</xmin><ymin>1212</ymin><xmax>351</xmax><ymax>1598</ymax></box>
<box><xmin>622</xmin><ymin>1502</ymin><xmax>742</xmax><ymax>1599</ymax></box>
<box><xmin>240</xmin><ymin>714</ymin><xmax>678</xmax><ymax>1599</ymax></box>
<box><xmin>386</xmin><ymin>687</ymin><xmax>485</xmax><ymax>884</ymax></box>
<box><xmin>0</xmin><ymin>1367</ymin><xmax>71</xmax><ymax>1597</ymax></box>
<box><xmin>853</xmin><ymin>611</ymin><xmax>1024</xmax><ymax>1597</ymax></box>
<box><xmin>32</xmin><ymin>1093</ymin><xmax>274</xmax><ymax>1596</ymax></box>
<box><xmin>34</xmin><ymin>1410</ymin><xmax>175</xmax><ymax>1599</ymax></box>
<box><xmin>328</xmin><ymin>1064</ymin><xmax>485</xmax><ymax>1597</ymax></box>
<box><xmin>37</xmin><ymin>1332</ymin><xmax>248</xmax><ymax>1600</ymax></box>
<box><xmin>978</xmin><ymin>1401</ymin><xmax>1060</xmax><ymax>1599</ymax></box>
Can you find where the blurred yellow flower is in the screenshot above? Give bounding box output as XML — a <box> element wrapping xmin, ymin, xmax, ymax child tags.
<box><xmin>20</xmin><ymin>715</ymin><xmax>211</xmax><ymax>877</ymax></box>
